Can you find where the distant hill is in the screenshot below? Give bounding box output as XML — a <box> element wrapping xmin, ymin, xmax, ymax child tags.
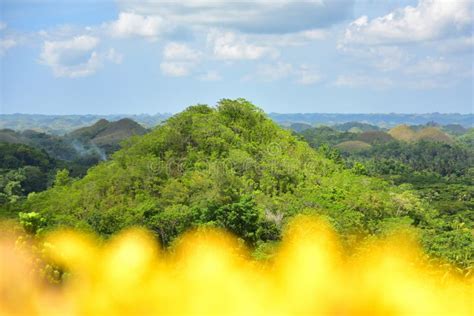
<box><xmin>356</xmin><ymin>131</ymin><xmax>394</xmax><ymax>145</ymax></box>
<box><xmin>269</xmin><ymin>113</ymin><xmax>473</xmax><ymax>128</ymax></box>
<box><xmin>335</xmin><ymin>140</ymin><xmax>372</xmax><ymax>153</ymax></box>
<box><xmin>389</xmin><ymin>125</ymin><xmax>453</xmax><ymax>143</ymax></box>
<box><xmin>66</xmin><ymin>118</ymin><xmax>147</xmax><ymax>146</ymax></box>
<box><xmin>0</xmin><ymin>129</ymin><xmax>78</xmax><ymax>161</ymax></box>
<box><xmin>332</xmin><ymin>122</ymin><xmax>381</xmax><ymax>133</ymax></box>
<box><xmin>0</xmin><ymin>129</ymin><xmax>23</xmax><ymax>144</ymax></box>
<box><xmin>0</xmin><ymin>113</ymin><xmax>170</xmax><ymax>135</ymax></box>
<box><xmin>388</xmin><ymin>125</ymin><xmax>417</xmax><ymax>142</ymax></box>
<box><xmin>288</xmin><ymin>122</ymin><xmax>313</xmax><ymax>133</ymax></box>
<box><xmin>441</xmin><ymin>124</ymin><xmax>469</xmax><ymax>136</ymax></box>
<box><xmin>415</xmin><ymin>127</ymin><xmax>453</xmax><ymax>143</ymax></box>
<box><xmin>0</xmin><ymin>118</ymin><xmax>148</xmax><ymax>163</ymax></box>
<box><xmin>2</xmin><ymin>112</ymin><xmax>472</xmax><ymax>134</ymax></box>
<box><xmin>67</xmin><ymin>118</ymin><xmax>148</xmax><ymax>153</ymax></box>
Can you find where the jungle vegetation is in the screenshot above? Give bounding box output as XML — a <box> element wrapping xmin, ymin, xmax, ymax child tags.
<box><xmin>2</xmin><ymin>99</ymin><xmax>471</xmax><ymax>274</ymax></box>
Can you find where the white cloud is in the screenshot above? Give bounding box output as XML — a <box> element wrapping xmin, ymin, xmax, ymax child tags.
<box><xmin>105</xmin><ymin>48</ymin><xmax>124</xmax><ymax>64</ymax></box>
<box><xmin>338</xmin><ymin>44</ymin><xmax>411</xmax><ymax>72</ymax></box>
<box><xmin>39</xmin><ymin>35</ymin><xmax>121</xmax><ymax>78</ymax></box>
<box><xmin>163</xmin><ymin>42</ymin><xmax>201</xmax><ymax>61</ymax></box>
<box><xmin>116</xmin><ymin>1</ymin><xmax>353</xmax><ymax>34</ymax></box>
<box><xmin>198</xmin><ymin>70</ymin><xmax>221</xmax><ymax>81</ymax></box>
<box><xmin>207</xmin><ymin>30</ymin><xmax>278</xmax><ymax>60</ymax></box>
<box><xmin>344</xmin><ymin>0</ymin><xmax>473</xmax><ymax>45</ymax></box>
<box><xmin>257</xmin><ymin>62</ymin><xmax>294</xmax><ymax>81</ymax></box>
<box><xmin>334</xmin><ymin>74</ymin><xmax>393</xmax><ymax>88</ymax></box>
<box><xmin>160</xmin><ymin>42</ymin><xmax>202</xmax><ymax>77</ymax></box>
<box><xmin>160</xmin><ymin>62</ymin><xmax>194</xmax><ymax>77</ymax></box>
<box><xmin>296</xmin><ymin>65</ymin><xmax>322</xmax><ymax>85</ymax></box>
<box><xmin>254</xmin><ymin>62</ymin><xmax>321</xmax><ymax>85</ymax></box>
<box><xmin>0</xmin><ymin>22</ymin><xmax>7</xmax><ymax>31</ymax></box>
<box><xmin>107</xmin><ymin>12</ymin><xmax>163</xmax><ymax>39</ymax></box>
<box><xmin>0</xmin><ymin>38</ymin><xmax>17</xmax><ymax>55</ymax></box>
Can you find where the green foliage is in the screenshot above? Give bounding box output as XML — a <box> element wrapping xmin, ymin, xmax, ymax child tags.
<box><xmin>54</xmin><ymin>169</ymin><xmax>71</xmax><ymax>187</ymax></box>
<box><xmin>197</xmin><ymin>196</ymin><xmax>280</xmax><ymax>245</ymax></box>
<box><xmin>299</xmin><ymin>121</ymin><xmax>474</xmax><ymax>271</ymax></box>
<box><xmin>19</xmin><ymin>211</ymin><xmax>47</xmax><ymax>235</ymax></box>
<box><xmin>0</xmin><ymin>142</ymin><xmax>54</xmax><ymax>170</ymax></box>
<box><xmin>17</xmin><ymin>99</ymin><xmax>473</xmax><ymax>272</ymax></box>
<box><xmin>0</xmin><ymin>169</ymin><xmax>25</xmax><ymax>204</ymax></box>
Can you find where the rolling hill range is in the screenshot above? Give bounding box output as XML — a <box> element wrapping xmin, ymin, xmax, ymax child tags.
<box><xmin>0</xmin><ymin>118</ymin><xmax>148</xmax><ymax>161</ymax></box>
<box><xmin>2</xmin><ymin>112</ymin><xmax>472</xmax><ymax>134</ymax></box>
<box><xmin>0</xmin><ymin>113</ymin><xmax>170</xmax><ymax>135</ymax></box>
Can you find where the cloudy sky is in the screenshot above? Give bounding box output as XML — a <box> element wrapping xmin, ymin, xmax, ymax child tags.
<box><xmin>1</xmin><ymin>0</ymin><xmax>472</xmax><ymax>114</ymax></box>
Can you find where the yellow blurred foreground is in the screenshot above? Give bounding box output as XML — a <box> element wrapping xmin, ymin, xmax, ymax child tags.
<box><xmin>1</xmin><ymin>217</ymin><xmax>473</xmax><ymax>316</ymax></box>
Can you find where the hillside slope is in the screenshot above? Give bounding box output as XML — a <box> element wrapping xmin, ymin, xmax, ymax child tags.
<box><xmin>25</xmin><ymin>99</ymin><xmax>472</xmax><ymax>267</ymax></box>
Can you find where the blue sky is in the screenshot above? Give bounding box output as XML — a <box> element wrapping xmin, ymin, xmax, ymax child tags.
<box><xmin>0</xmin><ymin>0</ymin><xmax>472</xmax><ymax>114</ymax></box>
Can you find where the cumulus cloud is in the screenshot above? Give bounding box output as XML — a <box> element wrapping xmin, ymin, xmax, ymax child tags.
<box><xmin>343</xmin><ymin>0</ymin><xmax>473</xmax><ymax>45</ymax></box>
<box><xmin>160</xmin><ymin>62</ymin><xmax>194</xmax><ymax>77</ymax></box>
<box><xmin>207</xmin><ymin>30</ymin><xmax>278</xmax><ymax>60</ymax></box>
<box><xmin>255</xmin><ymin>62</ymin><xmax>321</xmax><ymax>85</ymax></box>
<box><xmin>296</xmin><ymin>65</ymin><xmax>322</xmax><ymax>85</ymax></box>
<box><xmin>0</xmin><ymin>22</ymin><xmax>18</xmax><ymax>56</ymax></box>
<box><xmin>0</xmin><ymin>38</ymin><xmax>17</xmax><ymax>55</ymax></box>
<box><xmin>163</xmin><ymin>42</ymin><xmax>201</xmax><ymax>61</ymax></box>
<box><xmin>160</xmin><ymin>42</ymin><xmax>202</xmax><ymax>77</ymax></box>
<box><xmin>116</xmin><ymin>0</ymin><xmax>353</xmax><ymax>34</ymax></box>
<box><xmin>338</xmin><ymin>44</ymin><xmax>411</xmax><ymax>72</ymax></box>
<box><xmin>107</xmin><ymin>12</ymin><xmax>164</xmax><ymax>39</ymax></box>
<box><xmin>39</xmin><ymin>35</ymin><xmax>122</xmax><ymax>78</ymax></box>
<box><xmin>105</xmin><ymin>48</ymin><xmax>124</xmax><ymax>64</ymax></box>
<box><xmin>257</xmin><ymin>62</ymin><xmax>294</xmax><ymax>81</ymax></box>
<box><xmin>334</xmin><ymin>74</ymin><xmax>393</xmax><ymax>89</ymax></box>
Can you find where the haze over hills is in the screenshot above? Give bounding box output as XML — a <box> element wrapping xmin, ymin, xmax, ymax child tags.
<box><xmin>270</xmin><ymin>113</ymin><xmax>473</xmax><ymax>128</ymax></box>
<box><xmin>0</xmin><ymin>113</ymin><xmax>171</xmax><ymax>135</ymax></box>
<box><xmin>1</xmin><ymin>112</ymin><xmax>472</xmax><ymax>134</ymax></box>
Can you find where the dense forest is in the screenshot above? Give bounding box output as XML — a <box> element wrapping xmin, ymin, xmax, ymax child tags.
<box><xmin>1</xmin><ymin>99</ymin><xmax>472</xmax><ymax>276</ymax></box>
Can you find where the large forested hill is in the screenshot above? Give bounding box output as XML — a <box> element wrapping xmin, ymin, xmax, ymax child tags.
<box><xmin>66</xmin><ymin>118</ymin><xmax>148</xmax><ymax>154</ymax></box>
<box><xmin>23</xmin><ymin>99</ymin><xmax>472</xmax><ymax>269</ymax></box>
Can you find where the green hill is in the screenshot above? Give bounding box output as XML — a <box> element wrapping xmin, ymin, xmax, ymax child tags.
<box><xmin>442</xmin><ymin>124</ymin><xmax>469</xmax><ymax>136</ymax></box>
<box><xmin>23</xmin><ymin>99</ymin><xmax>472</xmax><ymax>268</ymax></box>
<box><xmin>356</xmin><ymin>131</ymin><xmax>394</xmax><ymax>144</ymax></box>
<box><xmin>68</xmin><ymin>119</ymin><xmax>111</xmax><ymax>141</ymax></box>
<box><xmin>92</xmin><ymin>118</ymin><xmax>148</xmax><ymax>146</ymax></box>
<box><xmin>388</xmin><ymin>125</ymin><xmax>417</xmax><ymax>142</ymax></box>
<box><xmin>288</xmin><ymin>122</ymin><xmax>313</xmax><ymax>133</ymax></box>
<box><xmin>335</xmin><ymin>140</ymin><xmax>372</xmax><ymax>153</ymax></box>
<box><xmin>67</xmin><ymin>118</ymin><xmax>148</xmax><ymax>154</ymax></box>
<box><xmin>389</xmin><ymin>125</ymin><xmax>453</xmax><ymax>144</ymax></box>
<box><xmin>333</xmin><ymin>122</ymin><xmax>381</xmax><ymax>133</ymax></box>
<box><xmin>68</xmin><ymin>118</ymin><xmax>147</xmax><ymax>149</ymax></box>
<box><xmin>0</xmin><ymin>129</ymin><xmax>24</xmax><ymax>144</ymax></box>
<box><xmin>415</xmin><ymin>127</ymin><xmax>453</xmax><ymax>143</ymax></box>
<box><xmin>0</xmin><ymin>129</ymin><xmax>79</xmax><ymax>161</ymax></box>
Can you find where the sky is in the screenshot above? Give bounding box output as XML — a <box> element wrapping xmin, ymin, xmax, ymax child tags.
<box><xmin>0</xmin><ymin>0</ymin><xmax>473</xmax><ymax>115</ymax></box>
